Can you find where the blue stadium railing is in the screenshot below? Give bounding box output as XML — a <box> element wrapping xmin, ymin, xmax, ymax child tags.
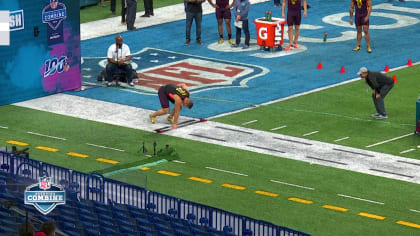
<box><xmin>0</xmin><ymin>150</ymin><xmax>311</xmax><ymax>236</ymax></box>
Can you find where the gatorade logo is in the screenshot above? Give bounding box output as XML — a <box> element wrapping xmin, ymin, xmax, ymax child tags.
<box><xmin>259</xmin><ymin>27</ymin><xmax>268</xmax><ymax>40</ymax></box>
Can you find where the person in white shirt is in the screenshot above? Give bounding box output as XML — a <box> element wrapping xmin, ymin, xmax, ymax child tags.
<box><xmin>106</xmin><ymin>35</ymin><xmax>134</xmax><ymax>86</ymax></box>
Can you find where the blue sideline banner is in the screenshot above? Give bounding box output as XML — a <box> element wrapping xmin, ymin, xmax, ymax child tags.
<box><xmin>0</xmin><ymin>0</ymin><xmax>81</xmax><ymax>105</ymax></box>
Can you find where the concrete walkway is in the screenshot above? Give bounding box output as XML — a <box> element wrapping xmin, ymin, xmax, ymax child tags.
<box><xmin>81</xmin><ymin>0</ymin><xmax>270</xmax><ymax>40</ymax></box>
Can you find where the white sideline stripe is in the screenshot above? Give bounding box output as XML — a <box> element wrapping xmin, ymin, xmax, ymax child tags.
<box><xmin>337</xmin><ymin>193</ymin><xmax>384</xmax><ymax>205</ymax></box>
<box><xmin>335</xmin><ymin>136</ymin><xmax>349</xmax><ymax>142</ymax></box>
<box><xmin>270</xmin><ymin>179</ymin><xmax>315</xmax><ymax>190</ymax></box>
<box><xmin>205</xmin><ymin>166</ymin><xmax>248</xmax><ymax>177</ymax></box>
<box><xmin>410</xmin><ymin>209</ymin><xmax>420</xmax><ymax>213</ymax></box>
<box><xmin>366</xmin><ymin>133</ymin><xmax>413</xmax><ymax>148</ymax></box>
<box><xmin>242</xmin><ymin>120</ymin><xmax>258</xmax><ymax>126</ymax></box>
<box><xmin>270</xmin><ymin>125</ymin><xmax>287</xmax><ymax>131</ymax></box>
<box><xmin>86</xmin><ymin>143</ymin><xmax>125</xmax><ymax>152</ymax></box>
<box><xmin>172</xmin><ymin>160</ymin><xmax>186</xmax><ymax>164</ymax></box>
<box><xmin>303</xmin><ymin>131</ymin><xmax>319</xmax><ymax>136</ymax></box>
<box><xmin>400</xmin><ymin>148</ymin><xmax>416</xmax><ymax>154</ymax></box>
<box><xmin>27</xmin><ymin>131</ymin><xmax>66</xmax><ymax>140</ymax></box>
<box><xmin>0</xmin><ymin>125</ymin><xmax>8</xmax><ymax>129</ymax></box>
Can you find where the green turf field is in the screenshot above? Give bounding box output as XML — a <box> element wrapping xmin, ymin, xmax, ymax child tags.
<box><xmin>1</xmin><ymin>104</ymin><xmax>420</xmax><ymax>235</ymax></box>
<box><xmin>80</xmin><ymin>0</ymin><xmax>182</xmax><ymax>23</ymax></box>
<box><xmin>214</xmin><ymin>65</ymin><xmax>420</xmax><ymax>160</ymax></box>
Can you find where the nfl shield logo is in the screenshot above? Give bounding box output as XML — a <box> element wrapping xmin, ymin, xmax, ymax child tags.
<box><xmin>39</xmin><ymin>177</ymin><xmax>51</xmax><ymax>190</ymax></box>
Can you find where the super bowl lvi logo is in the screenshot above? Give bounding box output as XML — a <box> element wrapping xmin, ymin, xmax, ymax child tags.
<box><xmin>24</xmin><ymin>177</ymin><xmax>66</xmax><ymax>215</ymax></box>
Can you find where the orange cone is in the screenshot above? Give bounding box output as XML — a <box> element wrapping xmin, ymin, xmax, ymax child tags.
<box><xmin>384</xmin><ymin>65</ymin><xmax>389</xmax><ymax>72</ymax></box>
<box><xmin>317</xmin><ymin>62</ymin><xmax>323</xmax><ymax>69</ymax></box>
<box><xmin>392</xmin><ymin>75</ymin><xmax>397</xmax><ymax>82</ymax></box>
<box><xmin>340</xmin><ymin>66</ymin><xmax>346</xmax><ymax>74</ymax></box>
<box><xmin>408</xmin><ymin>59</ymin><xmax>413</xmax><ymax>66</ymax></box>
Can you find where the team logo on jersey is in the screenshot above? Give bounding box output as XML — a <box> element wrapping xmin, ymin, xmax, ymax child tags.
<box><xmin>81</xmin><ymin>48</ymin><xmax>268</xmax><ymax>93</ymax></box>
<box><xmin>24</xmin><ymin>177</ymin><xmax>66</xmax><ymax>215</ymax></box>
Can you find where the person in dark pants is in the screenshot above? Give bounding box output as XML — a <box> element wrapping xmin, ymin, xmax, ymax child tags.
<box><xmin>233</xmin><ymin>0</ymin><xmax>250</xmax><ymax>49</ymax></box>
<box><xmin>121</xmin><ymin>0</ymin><xmax>127</xmax><ymax>24</ymax></box>
<box><xmin>185</xmin><ymin>0</ymin><xmax>205</xmax><ymax>45</ymax></box>
<box><xmin>141</xmin><ymin>0</ymin><xmax>154</xmax><ymax>17</ymax></box>
<box><xmin>149</xmin><ymin>84</ymin><xmax>194</xmax><ymax>129</ymax></box>
<box><xmin>358</xmin><ymin>67</ymin><xmax>394</xmax><ymax>119</ymax></box>
<box><xmin>274</xmin><ymin>0</ymin><xmax>281</xmax><ymax>7</ymax></box>
<box><xmin>106</xmin><ymin>35</ymin><xmax>134</xmax><ymax>87</ymax></box>
<box><xmin>110</xmin><ymin>0</ymin><xmax>116</xmax><ymax>14</ymax></box>
<box><xmin>126</xmin><ymin>0</ymin><xmax>138</xmax><ymax>30</ymax></box>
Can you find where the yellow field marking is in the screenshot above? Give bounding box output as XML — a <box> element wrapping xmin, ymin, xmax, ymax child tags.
<box><xmin>157</xmin><ymin>170</ymin><xmax>181</xmax><ymax>177</ymax></box>
<box><xmin>96</xmin><ymin>158</ymin><xmax>119</xmax><ymax>164</ymax></box>
<box><xmin>396</xmin><ymin>221</ymin><xmax>420</xmax><ymax>229</ymax></box>
<box><xmin>66</xmin><ymin>152</ymin><xmax>89</xmax><ymax>158</ymax></box>
<box><xmin>254</xmin><ymin>190</ymin><xmax>279</xmax><ymax>197</ymax></box>
<box><xmin>6</xmin><ymin>140</ymin><xmax>29</xmax><ymax>146</ymax></box>
<box><xmin>358</xmin><ymin>212</ymin><xmax>386</xmax><ymax>220</ymax></box>
<box><xmin>222</xmin><ymin>183</ymin><xmax>246</xmax><ymax>190</ymax></box>
<box><xmin>322</xmin><ymin>204</ymin><xmax>349</xmax><ymax>212</ymax></box>
<box><xmin>140</xmin><ymin>167</ymin><xmax>150</xmax><ymax>171</ymax></box>
<box><xmin>35</xmin><ymin>146</ymin><xmax>59</xmax><ymax>152</ymax></box>
<box><xmin>188</xmin><ymin>176</ymin><xmax>213</xmax><ymax>183</ymax></box>
<box><xmin>288</xmin><ymin>197</ymin><xmax>314</xmax><ymax>204</ymax></box>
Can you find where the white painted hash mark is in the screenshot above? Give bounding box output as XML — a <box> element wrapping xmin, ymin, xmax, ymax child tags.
<box><xmin>86</xmin><ymin>143</ymin><xmax>125</xmax><ymax>152</ymax></box>
<box><xmin>270</xmin><ymin>179</ymin><xmax>315</xmax><ymax>190</ymax></box>
<box><xmin>242</xmin><ymin>120</ymin><xmax>258</xmax><ymax>126</ymax></box>
<box><xmin>334</xmin><ymin>136</ymin><xmax>349</xmax><ymax>142</ymax></box>
<box><xmin>400</xmin><ymin>148</ymin><xmax>416</xmax><ymax>154</ymax></box>
<box><xmin>270</xmin><ymin>125</ymin><xmax>287</xmax><ymax>131</ymax></box>
<box><xmin>410</xmin><ymin>209</ymin><xmax>420</xmax><ymax>214</ymax></box>
<box><xmin>0</xmin><ymin>125</ymin><xmax>8</xmax><ymax>129</ymax></box>
<box><xmin>337</xmin><ymin>193</ymin><xmax>384</xmax><ymax>205</ymax></box>
<box><xmin>172</xmin><ymin>160</ymin><xmax>186</xmax><ymax>164</ymax></box>
<box><xmin>27</xmin><ymin>131</ymin><xmax>66</xmax><ymax>140</ymax></box>
<box><xmin>303</xmin><ymin>131</ymin><xmax>319</xmax><ymax>136</ymax></box>
<box><xmin>366</xmin><ymin>133</ymin><xmax>413</xmax><ymax>148</ymax></box>
<box><xmin>205</xmin><ymin>166</ymin><xmax>248</xmax><ymax>176</ymax></box>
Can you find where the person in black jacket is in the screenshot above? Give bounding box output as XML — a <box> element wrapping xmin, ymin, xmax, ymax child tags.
<box><xmin>358</xmin><ymin>67</ymin><xmax>394</xmax><ymax>119</ymax></box>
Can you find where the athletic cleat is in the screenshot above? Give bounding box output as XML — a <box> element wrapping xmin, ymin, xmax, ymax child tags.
<box><xmin>228</xmin><ymin>39</ymin><xmax>235</xmax><ymax>45</ymax></box>
<box><xmin>294</xmin><ymin>42</ymin><xmax>299</xmax><ymax>48</ymax></box>
<box><xmin>371</xmin><ymin>113</ymin><xmax>380</xmax><ymax>118</ymax></box>
<box><xmin>373</xmin><ymin>114</ymin><xmax>388</xmax><ymax>120</ymax></box>
<box><xmin>284</xmin><ymin>45</ymin><xmax>292</xmax><ymax>51</ymax></box>
<box><xmin>149</xmin><ymin>115</ymin><xmax>157</xmax><ymax>124</ymax></box>
<box><xmin>367</xmin><ymin>46</ymin><xmax>372</xmax><ymax>53</ymax></box>
<box><xmin>242</xmin><ymin>45</ymin><xmax>249</xmax><ymax>49</ymax></box>
<box><xmin>184</xmin><ymin>39</ymin><xmax>190</xmax><ymax>45</ymax></box>
<box><xmin>167</xmin><ymin>116</ymin><xmax>175</xmax><ymax>124</ymax></box>
<box><xmin>218</xmin><ymin>38</ymin><xmax>224</xmax><ymax>44</ymax></box>
<box><xmin>352</xmin><ymin>45</ymin><xmax>361</xmax><ymax>51</ymax></box>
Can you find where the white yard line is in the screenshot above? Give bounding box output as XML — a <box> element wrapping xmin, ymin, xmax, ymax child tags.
<box><xmin>334</xmin><ymin>137</ymin><xmax>349</xmax><ymax>142</ymax></box>
<box><xmin>410</xmin><ymin>209</ymin><xmax>420</xmax><ymax>214</ymax></box>
<box><xmin>270</xmin><ymin>179</ymin><xmax>315</xmax><ymax>191</ymax></box>
<box><xmin>242</xmin><ymin>120</ymin><xmax>258</xmax><ymax>126</ymax></box>
<box><xmin>27</xmin><ymin>131</ymin><xmax>66</xmax><ymax>141</ymax></box>
<box><xmin>400</xmin><ymin>148</ymin><xmax>416</xmax><ymax>154</ymax></box>
<box><xmin>205</xmin><ymin>166</ymin><xmax>248</xmax><ymax>177</ymax></box>
<box><xmin>172</xmin><ymin>160</ymin><xmax>186</xmax><ymax>164</ymax></box>
<box><xmin>337</xmin><ymin>193</ymin><xmax>384</xmax><ymax>205</ymax></box>
<box><xmin>86</xmin><ymin>143</ymin><xmax>125</xmax><ymax>152</ymax></box>
<box><xmin>366</xmin><ymin>133</ymin><xmax>413</xmax><ymax>148</ymax></box>
<box><xmin>303</xmin><ymin>131</ymin><xmax>319</xmax><ymax>136</ymax></box>
<box><xmin>0</xmin><ymin>125</ymin><xmax>8</xmax><ymax>129</ymax></box>
<box><xmin>270</xmin><ymin>125</ymin><xmax>287</xmax><ymax>131</ymax></box>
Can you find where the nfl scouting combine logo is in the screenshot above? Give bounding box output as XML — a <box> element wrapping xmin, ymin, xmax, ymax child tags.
<box><xmin>81</xmin><ymin>48</ymin><xmax>268</xmax><ymax>93</ymax></box>
<box><xmin>42</xmin><ymin>0</ymin><xmax>67</xmax><ymax>45</ymax></box>
<box><xmin>24</xmin><ymin>177</ymin><xmax>66</xmax><ymax>215</ymax></box>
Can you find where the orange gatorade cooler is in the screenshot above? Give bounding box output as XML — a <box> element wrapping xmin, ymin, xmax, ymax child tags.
<box><xmin>254</xmin><ymin>17</ymin><xmax>286</xmax><ymax>51</ymax></box>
